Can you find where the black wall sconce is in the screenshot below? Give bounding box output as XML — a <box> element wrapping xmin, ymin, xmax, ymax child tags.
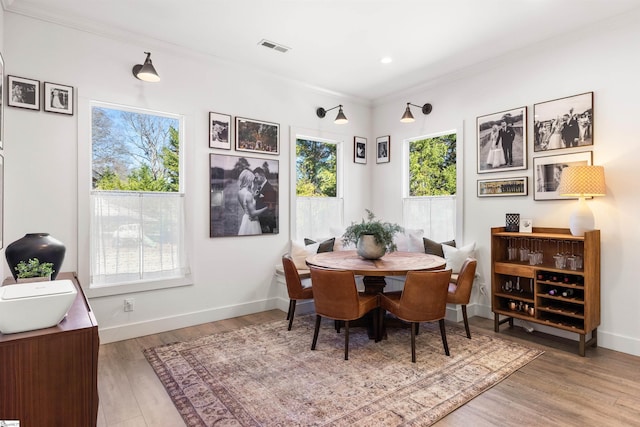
<box><xmin>316</xmin><ymin>104</ymin><xmax>348</xmax><ymax>124</ymax></box>
<box><xmin>400</xmin><ymin>102</ymin><xmax>432</xmax><ymax>123</ymax></box>
<box><xmin>132</xmin><ymin>52</ymin><xmax>160</xmax><ymax>82</ymax></box>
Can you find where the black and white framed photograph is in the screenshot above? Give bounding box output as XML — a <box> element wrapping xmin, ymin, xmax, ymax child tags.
<box><xmin>7</xmin><ymin>75</ymin><xmax>39</xmax><ymax>110</ymax></box>
<box><xmin>210</xmin><ymin>153</ymin><xmax>279</xmax><ymax>237</ymax></box>
<box><xmin>0</xmin><ymin>53</ymin><xmax>4</xmax><ymax>149</ymax></box>
<box><xmin>235</xmin><ymin>116</ymin><xmax>279</xmax><ymax>155</ymax></box>
<box><xmin>477</xmin><ymin>106</ymin><xmax>527</xmax><ymax>173</ymax></box>
<box><xmin>0</xmin><ymin>154</ymin><xmax>4</xmax><ymax>248</ymax></box>
<box><xmin>43</xmin><ymin>82</ymin><xmax>73</xmax><ymax>115</ymax></box>
<box><xmin>477</xmin><ymin>176</ymin><xmax>528</xmax><ymax>197</ymax></box>
<box><xmin>533</xmin><ymin>151</ymin><xmax>592</xmax><ymax>200</ymax></box>
<box><xmin>209</xmin><ymin>111</ymin><xmax>231</xmax><ymax>149</ymax></box>
<box><xmin>354</xmin><ymin>136</ymin><xmax>367</xmax><ymax>164</ymax></box>
<box><xmin>533</xmin><ymin>92</ymin><xmax>593</xmax><ymax>152</ymax></box>
<box><xmin>376</xmin><ymin>135</ymin><xmax>390</xmax><ymax>163</ymax></box>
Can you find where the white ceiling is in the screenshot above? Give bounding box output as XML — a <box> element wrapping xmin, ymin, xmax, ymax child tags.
<box><xmin>4</xmin><ymin>0</ymin><xmax>640</xmax><ymax>101</ymax></box>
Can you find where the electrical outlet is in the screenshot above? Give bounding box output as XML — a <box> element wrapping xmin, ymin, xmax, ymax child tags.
<box><xmin>124</xmin><ymin>298</ymin><xmax>135</xmax><ymax>312</ymax></box>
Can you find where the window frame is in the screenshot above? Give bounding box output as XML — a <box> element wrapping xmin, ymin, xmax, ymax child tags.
<box><xmin>78</xmin><ymin>100</ymin><xmax>192</xmax><ymax>297</ymax></box>
<box><xmin>402</xmin><ymin>127</ymin><xmax>464</xmax><ymax>241</ymax></box>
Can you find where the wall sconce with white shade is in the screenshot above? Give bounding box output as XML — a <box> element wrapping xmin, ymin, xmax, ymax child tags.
<box><xmin>400</xmin><ymin>102</ymin><xmax>432</xmax><ymax>123</ymax></box>
<box><xmin>316</xmin><ymin>105</ymin><xmax>348</xmax><ymax>124</ymax></box>
<box><xmin>132</xmin><ymin>52</ymin><xmax>160</xmax><ymax>82</ymax></box>
<box><xmin>557</xmin><ymin>165</ymin><xmax>606</xmax><ymax>236</ymax></box>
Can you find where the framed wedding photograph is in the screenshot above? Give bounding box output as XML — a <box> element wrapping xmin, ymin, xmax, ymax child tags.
<box><xmin>477</xmin><ymin>176</ymin><xmax>528</xmax><ymax>197</ymax></box>
<box><xmin>43</xmin><ymin>82</ymin><xmax>74</xmax><ymax>115</ymax></box>
<box><xmin>210</xmin><ymin>153</ymin><xmax>279</xmax><ymax>237</ymax></box>
<box><xmin>533</xmin><ymin>92</ymin><xmax>593</xmax><ymax>152</ymax></box>
<box><xmin>7</xmin><ymin>75</ymin><xmax>39</xmax><ymax>110</ymax></box>
<box><xmin>477</xmin><ymin>106</ymin><xmax>527</xmax><ymax>174</ymax></box>
<box><xmin>533</xmin><ymin>151</ymin><xmax>592</xmax><ymax>200</ymax></box>
<box><xmin>376</xmin><ymin>135</ymin><xmax>390</xmax><ymax>164</ymax></box>
<box><xmin>354</xmin><ymin>136</ymin><xmax>367</xmax><ymax>164</ymax></box>
<box><xmin>235</xmin><ymin>116</ymin><xmax>279</xmax><ymax>155</ymax></box>
<box><xmin>209</xmin><ymin>111</ymin><xmax>231</xmax><ymax>149</ymax></box>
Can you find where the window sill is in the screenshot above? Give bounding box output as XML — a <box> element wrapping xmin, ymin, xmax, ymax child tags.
<box><xmin>85</xmin><ymin>275</ymin><xmax>193</xmax><ymax>298</ymax></box>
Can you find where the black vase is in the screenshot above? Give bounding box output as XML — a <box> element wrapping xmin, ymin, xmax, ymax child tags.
<box><xmin>5</xmin><ymin>233</ymin><xmax>66</xmax><ymax>280</ymax></box>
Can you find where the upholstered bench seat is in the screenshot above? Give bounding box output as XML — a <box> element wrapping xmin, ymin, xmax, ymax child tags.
<box><xmin>275</xmin><ymin>264</ymin><xmax>311</xmax><ymax>280</ymax></box>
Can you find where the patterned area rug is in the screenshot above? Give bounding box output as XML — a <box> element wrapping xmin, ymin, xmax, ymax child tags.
<box><xmin>144</xmin><ymin>315</ymin><xmax>543</xmax><ymax>426</ymax></box>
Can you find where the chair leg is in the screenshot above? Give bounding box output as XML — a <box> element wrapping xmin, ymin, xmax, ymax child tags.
<box><xmin>462</xmin><ymin>305</ymin><xmax>471</xmax><ymax>339</ymax></box>
<box><xmin>344</xmin><ymin>320</ymin><xmax>350</xmax><ymax>360</ymax></box>
<box><xmin>415</xmin><ymin>322</ymin><xmax>420</xmax><ymax>336</ymax></box>
<box><xmin>439</xmin><ymin>319</ymin><xmax>450</xmax><ymax>356</ymax></box>
<box><xmin>287</xmin><ymin>300</ymin><xmax>296</xmax><ymax>331</ymax></box>
<box><xmin>311</xmin><ymin>315</ymin><xmax>321</xmax><ymax>350</ymax></box>
<box><xmin>411</xmin><ymin>322</ymin><xmax>417</xmax><ymax>363</ymax></box>
<box><xmin>335</xmin><ymin>320</ymin><xmax>342</xmax><ymax>333</ymax></box>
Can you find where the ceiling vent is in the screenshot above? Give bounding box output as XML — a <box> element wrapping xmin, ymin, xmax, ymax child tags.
<box><xmin>258</xmin><ymin>39</ymin><xmax>291</xmax><ymax>53</ymax></box>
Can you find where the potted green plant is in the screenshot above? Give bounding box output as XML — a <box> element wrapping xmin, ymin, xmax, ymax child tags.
<box><xmin>15</xmin><ymin>258</ymin><xmax>55</xmax><ymax>283</ymax></box>
<box><xmin>342</xmin><ymin>210</ymin><xmax>404</xmax><ymax>259</ymax></box>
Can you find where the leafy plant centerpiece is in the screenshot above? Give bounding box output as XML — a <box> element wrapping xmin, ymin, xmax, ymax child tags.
<box><xmin>15</xmin><ymin>258</ymin><xmax>55</xmax><ymax>281</ymax></box>
<box><xmin>343</xmin><ymin>210</ymin><xmax>404</xmax><ymax>259</ymax></box>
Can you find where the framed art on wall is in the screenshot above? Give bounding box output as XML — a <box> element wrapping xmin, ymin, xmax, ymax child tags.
<box><xmin>235</xmin><ymin>117</ymin><xmax>279</xmax><ymax>155</ymax></box>
<box><xmin>354</xmin><ymin>136</ymin><xmax>366</xmax><ymax>164</ymax></box>
<box><xmin>210</xmin><ymin>153</ymin><xmax>279</xmax><ymax>237</ymax></box>
<box><xmin>209</xmin><ymin>111</ymin><xmax>231</xmax><ymax>149</ymax></box>
<box><xmin>376</xmin><ymin>135</ymin><xmax>390</xmax><ymax>163</ymax></box>
<box><xmin>533</xmin><ymin>151</ymin><xmax>592</xmax><ymax>200</ymax></box>
<box><xmin>43</xmin><ymin>82</ymin><xmax>74</xmax><ymax>115</ymax></box>
<box><xmin>0</xmin><ymin>53</ymin><xmax>4</xmax><ymax>149</ymax></box>
<box><xmin>7</xmin><ymin>75</ymin><xmax>40</xmax><ymax>110</ymax></box>
<box><xmin>477</xmin><ymin>176</ymin><xmax>528</xmax><ymax>197</ymax></box>
<box><xmin>533</xmin><ymin>92</ymin><xmax>593</xmax><ymax>152</ymax></box>
<box><xmin>477</xmin><ymin>106</ymin><xmax>527</xmax><ymax>173</ymax></box>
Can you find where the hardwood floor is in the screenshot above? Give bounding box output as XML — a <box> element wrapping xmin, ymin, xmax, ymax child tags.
<box><xmin>97</xmin><ymin>310</ymin><xmax>640</xmax><ymax>426</ymax></box>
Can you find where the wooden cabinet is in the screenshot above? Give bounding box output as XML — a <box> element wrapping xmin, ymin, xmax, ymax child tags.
<box><xmin>491</xmin><ymin>227</ymin><xmax>600</xmax><ymax>356</ymax></box>
<box><xmin>0</xmin><ymin>273</ymin><xmax>99</xmax><ymax>426</ymax></box>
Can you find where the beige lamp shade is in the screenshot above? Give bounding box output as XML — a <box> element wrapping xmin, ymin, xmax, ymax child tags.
<box><xmin>557</xmin><ymin>165</ymin><xmax>606</xmax><ymax>197</ymax></box>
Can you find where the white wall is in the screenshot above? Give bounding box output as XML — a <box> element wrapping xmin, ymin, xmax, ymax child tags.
<box><xmin>2</xmin><ymin>13</ymin><xmax>372</xmax><ymax>342</ymax></box>
<box><xmin>372</xmin><ymin>10</ymin><xmax>640</xmax><ymax>356</ymax></box>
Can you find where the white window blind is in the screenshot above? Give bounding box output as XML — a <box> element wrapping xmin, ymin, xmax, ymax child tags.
<box><xmin>90</xmin><ymin>191</ymin><xmax>189</xmax><ymax>286</ymax></box>
<box><xmin>296</xmin><ymin>196</ymin><xmax>344</xmax><ymax>239</ymax></box>
<box><xmin>403</xmin><ymin>196</ymin><xmax>456</xmax><ymax>242</ymax></box>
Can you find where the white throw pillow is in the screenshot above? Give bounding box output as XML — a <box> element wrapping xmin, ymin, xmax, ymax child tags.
<box><xmin>329</xmin><ymin>226</ymin><xmax>355</xmax><ymax>251</ymax></box>
<box><xmin>442</xmin><ymin>242</ymin><xmax>476</xmax><ymax>274</ymax></box>
<box><xmin>393</xmin><ymin>229</ymin><xmax>424</xmax><ymax>252</ymax></box>
<box><xmin>290</xmin><ymin>240</ymin><xmax>320</xmax><ymax>270</ymax></box>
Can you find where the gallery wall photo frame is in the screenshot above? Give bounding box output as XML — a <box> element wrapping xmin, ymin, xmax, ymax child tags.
<box><xmin>477</xmin><ymin>176</ymin><xmax>528</xmax><ymax>197</ymax></box>
<box><xmin>209</xmin><ymin>153</ymin><xmax>280</xmax><ymax>237</ymax></box>
<box><xmin>235</xmin><ymin>116</ymin><xmax>279</xmax><ymax>155</ymax></box>
<box><xmin>43</xmin><ymin>82</ymin><xmax>74</xmax><ymax>115</ymax></box>
<box><xmin>209</xmin><ymin>111</ymin><xmax>232</xmax><ymax>149</ymax></box>
<box><xmin>477</xmin><ymin>106</ymin><xmax>527</xmax><ymax>174</ymax></box>
<box><xmin>533</xmin><ymin>91</ymin><xmax>593</xmax><ymax>153</ymax></box>
<box><xmin>376</xmin><ymin>135</ymin><xmax>390</xmax><ymax>163</ymax></box>
<box><xmin>533</xmin><ymin>151</ymin><xmax>592</xmax><ymax>201</ymax></box>
<box><xmin>0</xmin><ymin>53</ymin><xmax>4</xmax><ymax>149</ymax></box>
<box><xmin>0</xmin><ymin>153</ymin><xmax>4</xmax><ymax>249</ymax></box>
<box><xmin>354</xmin><ymin>136</ymin><xmax>367</xmax><ymax>164</ymax></box>
<box><xmin>7</xmin><ymin>75</ymin><xmax>40</xmax><ymax>111</ymax></box>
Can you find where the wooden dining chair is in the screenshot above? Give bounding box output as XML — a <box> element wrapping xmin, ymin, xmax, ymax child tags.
<box><xmin>446</xmin><ymin>257</ymin><xmax>477</xmax><ymax>339</ymax></box>
<box><xmin>379</xmin><ymin>269</ymin><xmax>452</xmax><ymax>362</ymax></box>
<box><xmin>282</xmin><ymin>254</ymin><xmax>314</xmax><ymax>331</ymax></box>
<box><xmin>309</xmin><ymin>266</ymin><xmax>379</xmax><ymax>360</ymax></box>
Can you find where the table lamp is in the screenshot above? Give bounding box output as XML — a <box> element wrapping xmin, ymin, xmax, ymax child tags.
<box><xmin>556</xmin><ymin>165</ymin><xmax>606</xmax><ymax>236</ymax></box>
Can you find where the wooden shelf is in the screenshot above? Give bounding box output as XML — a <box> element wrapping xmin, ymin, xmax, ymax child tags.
<box><xmin>491</xmin><ymin>227</ymin><xmax>600</xmax><ymax>356</ymax></box>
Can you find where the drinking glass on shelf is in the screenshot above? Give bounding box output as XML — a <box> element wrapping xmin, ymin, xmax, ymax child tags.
<box><xmin>519</xmin><ymin>239</ymin><xmax>530</xmax><ymax>262</ymax></box>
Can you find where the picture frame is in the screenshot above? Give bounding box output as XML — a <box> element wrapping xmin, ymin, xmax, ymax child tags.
<box><xmin>7</xmin><ymin>75</ymin><xmax>40</xmax><ymax>110</ymax></box>
<box><xmin>376</xmin><ymin>135</ymin><xmax>390</xmax><ymax>163</ymax></box>
<box><xmin>0</xmin><ymin>53</ymin><xmax>4</xmax><ymax>149</ymax></box>
<box><xmin>354</xmin><ymin>136</ymin><xmax>367</xmax><ymax>164</ymax></box>
<box><xmin>209</xmin><ymin>111</ymin><xmax>232</xmax><ymax>149</ymax></box>
<box><xmin>477</xmin><ymin>106</ymin><xmax>527</xmax><ymax>173</ymax></box>
<box><xmin>533</xmin><ymin>92</ymin><xmax>593</xmax><ymax>152</ymax></box>
<box><xmin>235</xmin><ymin>116</ymin><xmax>279</xmax><ymax>155</ymax></box>
<box><xmin>477</xmin><ymin>176</ymin><xmax>528</xmax><ymax>197</ymax></box>
<box><xmin>520</xmin><ymin>218</ymin><xmax>533</xmax><ymax>233</ymax></box>
<box><xmin>210</xmin><ymin>153</ymin><xmax>279</xmax><ymax>237</ymax></box>
<box><xmin>533</xmin><ymin>151</ymin><xmax>592</xmax><ymax>200</ymax></box>
<box><xmin>43</xmin><ymin>82</ymin><xmax>74</xmax><ymax>115</ymax></box>
<box><xmin>0</xmin><ymin>154</ymin><xmax>4</xmax><ymax>248</ymax></box>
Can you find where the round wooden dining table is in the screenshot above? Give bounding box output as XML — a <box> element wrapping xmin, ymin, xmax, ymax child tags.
<box><xmin>305</xmin><ymin>250</ymin><xmax>446</xmax><ymax>294</ymax></box>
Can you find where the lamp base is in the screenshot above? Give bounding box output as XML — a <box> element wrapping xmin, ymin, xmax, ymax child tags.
<box><xmin>568</xmin><ymin>197</ymin><xmax>594</xmax><ymax>236</ymax></box>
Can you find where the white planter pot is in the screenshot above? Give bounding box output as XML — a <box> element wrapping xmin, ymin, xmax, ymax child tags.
<box><xmin>356</xmin><ymin>235</ymin><xmax>386</xmax><ymax>260</ymax></box>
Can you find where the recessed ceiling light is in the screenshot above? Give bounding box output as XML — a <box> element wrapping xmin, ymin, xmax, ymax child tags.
<box><xmin>380</xmin><ymin>57</ymin><xmax>393</xmax><ymax>64</ymax></box>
